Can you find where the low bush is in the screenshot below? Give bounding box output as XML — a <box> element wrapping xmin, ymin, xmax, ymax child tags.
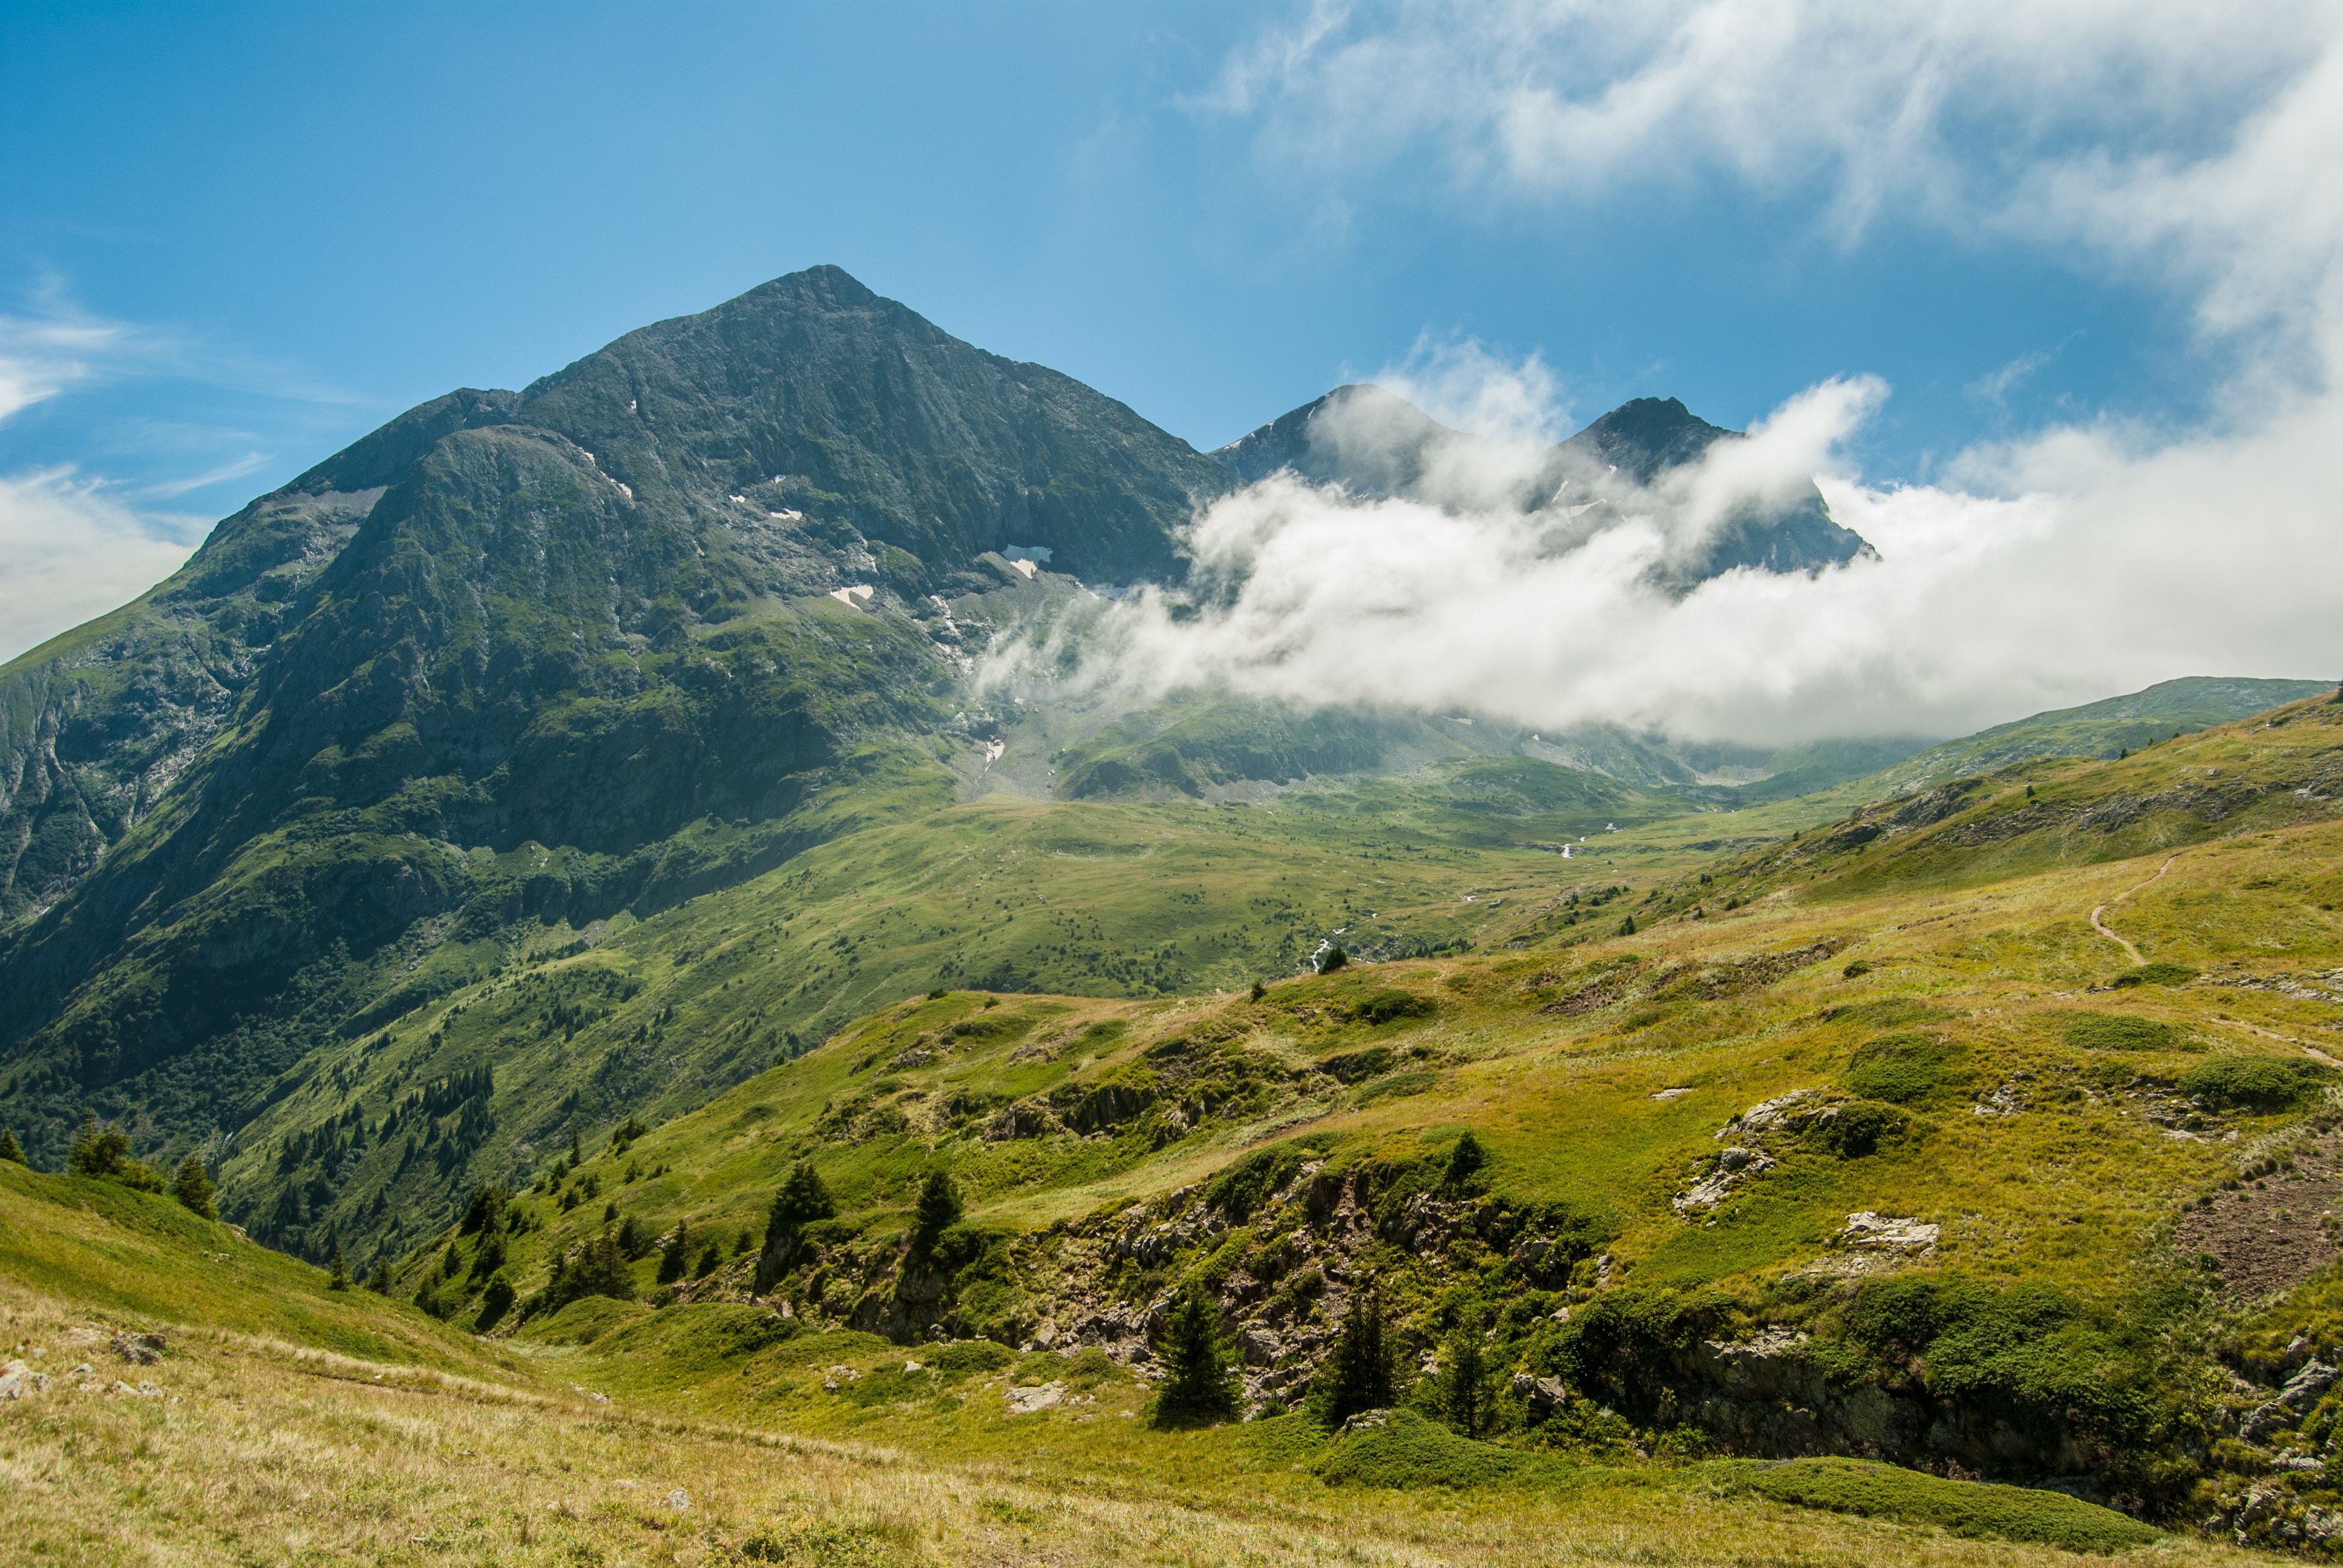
<box><xmin>1843</xmin><ymin>1033</ymin><xmax>1965</xmax><ymax>1105</ymax></box>
<box><xmin>2111</xmin><ymin>962</ymin><xmax>2198</xmax><ymax>989</ymax></box>
<box><xmin>1355</xmin><ymin>988</ymin><xmax>1434</xmax><ymax>1025</ymax></box>
<box><xmin>1314</xmin><ymin>1408</ymin><xmax>1534</xmax><ymax>1489</ymax></box>
<box><xmin>2062</xmin><ymin>1013</ymin><xmax>2186</xmax><ymax>1052</ymax></box>
<box><xmin>2180</xmin><ymin>1055</ymin><xmax>2333</xmax><ymax>1113</ymax></box>
<box><xmin>930</xmin><ymin>1339</ymin><xmax>1013</xmax><ymax>1382</ymax></box>
<box><xmin>1810</xmin><ymin>1100</ymin><xmax>1913</xmax><ymax>1157</ymax></box>
<box><xmin>1729</xmin><ymin>1457</ymin><xmax>2159</xmax><ymax>1552</ymax></box>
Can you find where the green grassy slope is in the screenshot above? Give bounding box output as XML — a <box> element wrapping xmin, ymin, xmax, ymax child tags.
<box><xmin>0</xmin><ymin>1162</ymin><xmax>2224</xmax><ymax>1567</ymax></box>
<box><xmin>278</xmin><ymin>692</ymin><xmax>2342</xmax><ymax>1539</ymax></box>
<box><xmin>1853</xmin><ymin>675</ymin><xmax>2336</xmax><ymax>796</ymax></box>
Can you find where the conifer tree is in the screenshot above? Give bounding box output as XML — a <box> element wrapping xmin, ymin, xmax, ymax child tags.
<box><xmin>910</xmin><ymin>1169</ymin><xmax>962</xmax><ymax>1256</ymax></box>
<box><xmin>755</xmin><ymin>1161</ymin><xmax>836</xmax><ymax>1292</ymax></box>
<box><xmin>1316</xmin><ymin>1276</ymin><xmax>1397</xmax><ymax>1426</ymax></box>
<box><xmin>327</xmin><ymin>1243</ymin><xmax>350</xmax><ymax>1291</ymax></box>
<box><xmin>1433</xmin><ymin>1327</ymin><xmax>1489</xmax><ymax>1438</ymax></box>
<box><xmin>171</xmin><ymin>1152</ymin><xmax>218</xmax><ymax>1218</ymax></box>
<box><xmin>0</xmin><ymin>1127</ymin><xmax>22</xmax><ymax>1164</ymax></box>
<box><xmin>658</xmin><ymin>1218</ymin><xmax>690</xmax><ymax>1284</ymax></box>
<box><xmin>1150</xmin><ymin>1287</ymin><xmax>1241</xmax><ymax>1428</ymax></box>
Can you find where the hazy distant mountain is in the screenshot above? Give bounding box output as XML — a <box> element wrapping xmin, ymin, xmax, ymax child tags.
<box><xmin>1211</xmin><ymin>385</ymin><xmax>1873</xmax><ymax>585</ymax></box>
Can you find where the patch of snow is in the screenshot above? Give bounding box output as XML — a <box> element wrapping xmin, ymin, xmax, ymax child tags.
<box><xmin>827</xmin><ymin>584</ymin><xmax>874</xmax><ymax>607</ymax></box>
<box><xmin>1008</xmin><ymin>558</ymin><xmax>1038</xmax><ymax>580</ymax></box>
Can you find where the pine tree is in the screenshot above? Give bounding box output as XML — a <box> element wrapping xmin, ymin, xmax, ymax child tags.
<box><xmin>1316</xmin><ymin>1276</ymin><xmax>1397</xmax><ymax>1426</ymax></box>
<box><xmin>171</xmin><ymin>1152</ymin><xmax>218</xmax><ymax>1218</ymax></box>
<box><xmin>1617</xmin><ymin>915</ymin><xmax>1636</xmax><ymax>937</ymax></box>
<box><xmin>1433</xmin><ymin>1327</ymin><xmax>1489</xmax><ymax>1437</ymax></box>
<box><xmin>910</xmin><ymin>1169</ymin><xmax>961</xmax><ymax>1255</ymax></box>
<box><xmin>68</xmin><ymin>1112</ymin><xmax>124</xmax><ymax>1175</ymax></box>
<box><xmin>368</xmin><ymin>1260</ymin><xmax>393</xmax><ymax>1294</ymax></box>
<box><xmin>1150</xmin><ymin>1287</ymin><xmax>1241</xmax><ymax>1428</ymax></box>
<box><xmin>658</xmin><ymin>1219</ymin><xmax>690</xmax><ymax>1284</ymax></box>
<box><xmin>1318</xmin><ymin>946</ymin><xmax>1348</xmax><ymax>975</ymax></box>
<box><xmin>1440</xmin><ymin>1132</ymin><xmax>1486</xmax><ymax>1195</ymax></box>
<box><xmin>755</xmin><ymin>1161</ymin><xmax>836</xmax><ymax>1292</ymax></box>
<box><xmin>0</xmin><ymin>1127</ymin><xmax>22</xmax><ymax>1164</ymax></box>
<box><xmin>327</xmin><ymin>1243</ymin><xmax>350</xmax><ymax>1291</ymax></box>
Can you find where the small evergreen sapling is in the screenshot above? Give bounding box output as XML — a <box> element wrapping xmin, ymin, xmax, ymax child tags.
<box><xmin>172</xmin><ymin>1153</ymin><xmax>218</xmax><ymax>1218</ymax></box>
<box><xmin>1433</xmin><ymin>1327</ymin><xmax>1490</xmax><ymax>1438</ymax></box>
<box><xmin>1314</xmin><ymin>1276</ymin><xmax>1398</xmax><ymax>1426</ymax></box>
<box><xmin>756</xmin><ymin>1161</ymin><xmax>836</xmax><ymax>1293</ymax></box>
<box><xmin>0</xmin><ymin>1126</ymin><xmax>24</xmax><ymax>1163</ymax></box>
<box><xmin>910</xmin><ymin>1169</ymin><xmax>962</xmax><ymax>1256</ymax></box>
<box><xmin>1150</xmin><ymin>1287</ymin><xmax>1241</xmax><ymax>1428</ymax></box>
<box><xmin>327</xmin><ymin>1244</ymin><xmax>350</xmax><ymax>1292</ymax></box>
<box><xmin>658</xmin><ymin>1220</ymin><xmax>690</xmax><ymax>1284</ymax></box>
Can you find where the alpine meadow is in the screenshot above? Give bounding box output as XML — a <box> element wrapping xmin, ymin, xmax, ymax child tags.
<box><xmin>6</xmin><ymin>10</ymin><xmax>2343</xmax><ymax>1561</ymax></box>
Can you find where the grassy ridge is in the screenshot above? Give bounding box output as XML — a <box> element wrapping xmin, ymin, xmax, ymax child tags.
<box><xmin>0</xmin><ymin>1172</ymin><xmax>2245</xmax><ymax>1566</ymax></box>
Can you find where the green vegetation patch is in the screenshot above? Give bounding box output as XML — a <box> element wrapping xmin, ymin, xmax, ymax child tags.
<box><xmin>2060</xmin><ymin>1013</ymin><xmax>2186</xmax><ymax>1053</ymax></box>
<box><xmin>2179</xmin><ymin>1055</ymin><xmax>2335</xmax><ymax>1113</ymax></box>
<box><xmin>1314</xmin><ymin>1408</ymin><xmax>1540</xmax><ymax>1489</ymax></box>
<box><xmin>2110</xmin><ymin>962</ymin><xmax>2198</xmax><ymax>989</ymax></box>
<box><xmin>1843</xmin><ymin>1033</ymin><xmax>1967</xmax><ymax>1105</ymax></box>
<box><xmin>1726</xmin><ymin>1457</ymin><xmax>2159</xmax><ymax>1553</ymax></box>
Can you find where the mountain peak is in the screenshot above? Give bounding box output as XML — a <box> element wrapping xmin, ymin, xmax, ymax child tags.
<box><xmin>1556</xmin><ymin>395</ymin><xmax>1729</xmax><ymax>485</ymax></box>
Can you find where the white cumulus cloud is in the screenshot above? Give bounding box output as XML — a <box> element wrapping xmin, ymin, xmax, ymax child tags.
<box><xmin>1020</xmin><ymin>2</ymin><xmax>2343</xmax><ymax>744</ymax></box>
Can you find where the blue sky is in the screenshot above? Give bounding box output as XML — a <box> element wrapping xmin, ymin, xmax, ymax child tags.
<box><xmin>0</xmin><ymin>5</ymin><xmax>2197</xmax><ymax>506</ymax></box>
<box><xmin>2</xmin><ymin>2</ymin><xmax>2336</xmax><ymax>711</ymax></box>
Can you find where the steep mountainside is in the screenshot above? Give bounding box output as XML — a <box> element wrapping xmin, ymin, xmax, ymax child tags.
<box><xmin>0</xmin><ymin>266</ymin><xmax>1234</xmax><ymax>1175</ymax></box>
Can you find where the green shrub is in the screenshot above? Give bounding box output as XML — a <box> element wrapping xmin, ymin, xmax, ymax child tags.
<box><xmin>1840</xmin><ymin>1275</ymin><xmax>2162</xmax><ymax>1466</ymax></box>
<box><xmin>2111</xmin><ymin>962</ymin><xmax>2198</xmax><ymax>988</ymax></box>
<box><xmin>1547</xmin><ymin>1287</ymin><xmax>1726</xmax><ymax>1423</ymax></box>
<box><xmin>931</xmin><ymin>1339</ymin><xmax>1014</xmax><ymax>1383</ymax></box>
<box><xmin>1354</xmin><ymin>1071</ymin><xmax>1436</xmax><ymax>1105</ymax></box>
<box><xmin>1841</xmin><ymin>961</ymin><xmax>1872</xmax><ymax>979</ymax></box>
<box><xmin>2180</xmin><ymin>1055</ymin><xmax>2333</xmax><ymax>1112</ymax></box>
<box><xmin>1315</xmin><ymin>1408</ymin><xmax>1530</xmax><ymax>1489</ymax></box>
<box><xmin>1320</xmin><ymin>1046</ymin><xmax>1395</xmax><ymax>1084</ymax></box>
<box><xmin>1730</xmin><ymin>1457</ymin><xmax>2158</xmax><ymax>1552</ymax></box>
<box><xmin>2061</xmin><ymin>1013</ymin><xmax>2184</xmax><ymax>1052</ymax></box>
<box><xmin>1809</xmin><ymin>1100</ymin><xmax>1913</xmax><ymax>1157</ymax></box>
<box><xmin>1843</xmin><ymin>1033</ymin><xmax>1964</xmax><ymax>1104</ymax></box>
<box><xmin>1355</xmin><ymin>988</ymin><xmax>1434</xmax><ymax>1025</ymax></box>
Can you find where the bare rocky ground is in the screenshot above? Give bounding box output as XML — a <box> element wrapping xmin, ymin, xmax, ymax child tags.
<box><xmin>2174</xmin><ymin>1131</ymin><xmax>2343</xmax><ymax>1300</ymax></box>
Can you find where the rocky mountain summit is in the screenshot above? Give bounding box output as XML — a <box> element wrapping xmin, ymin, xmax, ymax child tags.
<box><xmin>1212</xmin><ymin>385</ymin><xmax>1873</xmax><ymax>586</ymax></box>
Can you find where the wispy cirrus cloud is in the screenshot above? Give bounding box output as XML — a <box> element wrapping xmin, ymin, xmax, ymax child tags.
<box><xmin>0</xmin><ymin>292</ymin><xmax>220</xmax><ymax>662</ymax></box>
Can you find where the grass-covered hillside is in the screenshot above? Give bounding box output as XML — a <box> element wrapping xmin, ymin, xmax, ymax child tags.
<box><xmin>0</xmin><ymin>1130</ymin><xmax>2234</xmax><ymax>1564</ymax></box>
<box><xmin>7</xmin><ymin>690</ymin><xmax>2339</xmax><ymax>1559</ymax></box>
<box><xmin>254</xmin><ymin>691</ymin><xmax>2338</xmax><ymax>1542</ymax></box>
